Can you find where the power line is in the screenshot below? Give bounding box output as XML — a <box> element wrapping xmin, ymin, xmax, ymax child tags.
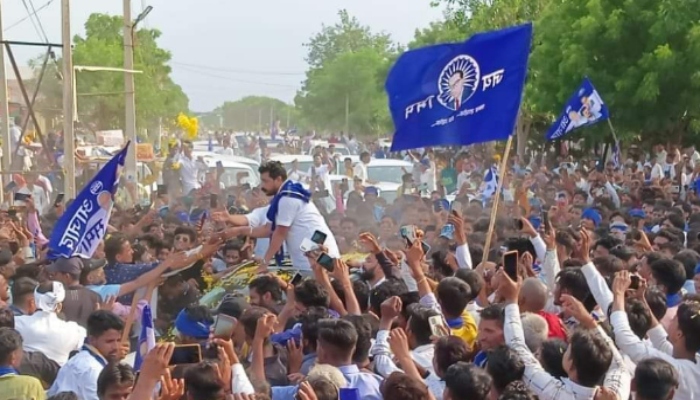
<box><xmin>173</xmin><ymin>64</ymin><xmax>300</xmax><ymax>88</ymax></box>
<box><xmin>28</xmin><ymin>0</ymin><xmax>51</xmax><ymax>42</ymax></box>
<box><xmin>170</xmin><ymin>61</ymin><xmax>305</xmax><ymax>76</ymax></box>
<box><xmin>4</xmin><ymin>0</ymin><xmax>54</xmax><ymax>33</ymax></box>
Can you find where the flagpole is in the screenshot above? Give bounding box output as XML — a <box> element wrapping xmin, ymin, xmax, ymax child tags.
<box><xmin>121</xmin><ymin>281</ymin><xmax>157</xmax><ymax>344</ymax></box>
<box><xmin>480</xmin><ymin>135</ymin><xmax>514</xmax><ymax>267</ymax></box>
<box><xmin>606</xmin><ymin>119</ymin><xmax>619</xmax><ymax>143</ymax></box>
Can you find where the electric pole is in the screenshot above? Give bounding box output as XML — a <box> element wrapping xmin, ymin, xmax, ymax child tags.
<box><xmin>62</xmin><ymin>0</ymin><xmax>76</xmax><ymax>198</ymax></box>
<box><xmin>0</xmin><ymin>0</ymin><xmax>11</xmax><ymax>202</ymax></box>
<box><xmin>123</xmin><ymin>0</ymin><xmax>137</xmax><ymax>192</ymax></box>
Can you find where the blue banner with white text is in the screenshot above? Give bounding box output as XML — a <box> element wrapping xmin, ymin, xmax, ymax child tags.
<box><xmin>385</xmin><ymin>23</ymin><xmax>532</xmax><ymax>151</ymax></box>
<box><xmin>48</xmin><ymin>143</ymin><xmax>129</xmax><ymax>259</ymax></box>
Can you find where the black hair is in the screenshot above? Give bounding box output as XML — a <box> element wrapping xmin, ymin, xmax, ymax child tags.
<box><xmin>436</xmin><ymin>277</ymin><xmax>471</xmax><ymax>318</ymax></box>
<box><xmin>454</xmin><ymin>269</ymin><xmax>483</xmax><ymax>303</ymax></box>
<box><xmin>258</xmin><ymin>161</ymin><xmax>288</xmax><ymax>181</ymax></box>
<box><xmin>173</xmin><ymin>226</ymin><xmax>197</xmax><ymax>244</ymax></box>
<box><xmin>317</xmin><ymin>318</ymin><xmax>358</xmax><ymax>360</ymax></box>
<box><xmin>0</xmin><ymin>307</ymin><xmax>14</xmax><ymax>329</ymax></box>
<box><xmin>248</xmin><ymin>275</ymin><xmax>283</xmax><ymax>303</ymax></box>
<box><xmin>0</xmin><ymin>327</ymin><xmax>22</xmax><ymax>365</ymax></box>
<box><xmin>556</xmin><ymin>268</ymin><xmax>596</xmax><ymax>311</ymax></box>
<box><xmin>634</xmin><ymin>358</ymin><xmax>680</xmax><ymax>400</ymax></box>
<box><xmin>352</xmin><ymin>280</ymin><xmax>370</xmax><ymax>313</ymax></box>
<box><xmin>87</xmin><ymin>310</ymin><xmax>125</xmax><ymax>338</ymax></box>
<box><xmin>104</xmin><ymin>234</ymin><xmax>129</xmax><ymax>264</ymax></box>
<box><xmin>480</xmin><ymin>303</ymin><xmax>505</xmax><ymax>326</ymax></box>
<box><xmin>568</xmin><ymin>329</ymin><xmax>613</xmax><ymax>387</ymax></box>
<box><xmin>626</xmin><ymin>298</ymin><xmax>653</xmax><ymax>339</ymax></box>
<box><xmin>294</xmin><ymin>279</ymin><xmax>330</xmax><ymax>309</ymax></box>
<box><xmin>595</xmin><ymin>236</ymin><xmax>623</xmax><ymax>252</ymax></box>
<box><xmin>369</xmin><ymin>279</ymin><xmax>409</xmax><ymax>317</ymax></box>
<box><xmin>47</xmin><ymin>393</ymin><xmax>80</xmax><ymax>400</ymax></box>
<box><xmin>342</xmin><ymin>314</ymin><xmax>372</xmax><ymax>364</ymax></box>
<box><xmin>184</xmin><ymin>362</ymin><xmax>225</xmax><ymax>399</ymax></box>
<box><xmin>240</xmin><ymin>306</ymin><xmax>268</xmax><ymax>340</ymax></box>
<box><xmin>497</xmin><ymin>381</ymin><xmax>538</xmax><ymax>400</ymax></box>
<box><xmin>380</xmin><ymin>371</ymin><xmax>431</xmax><ymax>400</ymax></box>
<box><xmin>539</xmin><ymin>339</ymin><xmax>568</xmax><ymax>379</ymax></box>
<box><xmin>505</xmin><ymin>237</ymin><xmax>537</xmax><ymax>259</ymax></box>
<box><xmin>433</xmin><ymin>336</ymin><xmax>472</xmax><ymax>376</ymax></box>
<box><xmin>405</xmin><ymin>304</ymin><xmax>439</xmax><ymax>346</ymax></box>
<box><xmin>592</xmin><ymin>255</ymin><xmax>624</xmax><ymax>277</ymax></box>
<box><xmin>300</xmin><ymin>307</ymin><xmax>332</xmax><ymax>351</ymax></box>
<box><xmin>444</xmin><ymin>361</ymin><xmax>492</xmax><ymax>400</ymax></box>
<box><xmin>676</xmin><ymin>301</ymin><xmax>700</xmax><ymax>353</ymax></box>
<box><xmin>649</xmin><ymin>258</ymin><xmax>686</xmax><ymax>295</ymax></box>
<box><xmin>645</xmin><ymin>287</ymin><xmax>668</xmax><ymax>322</ymax></box>
<box><xmin>97</xmin><ymin>362</ymin><xmax>135</xmax><ymax>398</ymax></box>
<box><xmin>487</xmin><ymin>345</ymin><xmax>525</xmax><ymax>393</ymax></box>
<box><xmin>673</xmin><ymin>250</ymin><xmax>700</xmax><ymax>281</ymax></box>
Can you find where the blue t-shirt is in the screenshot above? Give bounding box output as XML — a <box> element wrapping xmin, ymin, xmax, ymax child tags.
<box><xmin>86</xmin><ymin>284</ymin><xmax>121</xmax><ymax>301</ymax></box>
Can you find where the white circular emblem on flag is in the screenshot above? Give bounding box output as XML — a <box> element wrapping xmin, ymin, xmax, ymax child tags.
<box><xmin>437</xmin><ymin>55</ymin><xmax>481</xmax><ymax>111</ymax></box>
<box><xmin>90</xmin><ymin>181</ymin><xmax>104</xmax><ymax>195</ymax></box>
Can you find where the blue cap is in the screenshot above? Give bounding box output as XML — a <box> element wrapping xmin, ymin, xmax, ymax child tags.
<box><xmin>420</xmin><ymin>158</ymin><xmax>431</xmax><ymax>167</ymax></box>
<box><xmin>582</xmin><ymin>208</ymin><xmax>602</xmax><ymax>227</ymax></box>
<box><xmin>364</xmin><ymin>186</ymin><xmax>379</xmax><ymax>196</ymax></box>
<box><xmin>629</xmin><ymin>209</ymin><xmax>646</xmax><ymax>219</ymax></box>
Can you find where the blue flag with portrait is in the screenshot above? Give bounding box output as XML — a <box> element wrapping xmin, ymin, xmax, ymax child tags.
<box><xmin>47</xmin><ymin>142</ymin><xmax>129</xmax><ymax>259</ymax></box>
<box><xmin>134</xmin><ymin>304</ymin><xmax>156</xmax><ymax>371</ymax></box>
<box><xmin>385</xmin><ymin>23</ymin><xmax>532</xmax><ymax>151</ymax></box>
<box><xmin>545</xmin><ymin>78</ymin><xmax>610</xmax><ymax>141</ymax></box>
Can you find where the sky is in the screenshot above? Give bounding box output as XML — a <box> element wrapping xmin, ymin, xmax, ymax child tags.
<box><xmin>3</xmin><ymin>0</ymin><xmax>445</xmax><ymax>112</ymax></box>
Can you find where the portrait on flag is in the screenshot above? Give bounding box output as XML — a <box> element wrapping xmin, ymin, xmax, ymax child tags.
<box><xmin>385</xmin><ymin>23</ymin><xmax>532</xmax><ymax>151</ymax></box>
<box><xmin>546</xmin><ymin>77</ymin><xmax>610</xmax><ymax>141</ymax></box>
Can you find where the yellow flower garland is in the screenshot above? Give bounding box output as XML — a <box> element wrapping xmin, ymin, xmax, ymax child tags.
<box><xmin>176</xmin><ymin>112</ymin><xmax>199</xmax><ymax>141</ymax></box>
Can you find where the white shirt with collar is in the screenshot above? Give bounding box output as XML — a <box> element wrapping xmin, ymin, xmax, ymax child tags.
<box><xmin>18</xmin><ymin>185</ymin><xmax>48</xmax><ymax>214</ymax></box>
<box><xmin>353</xmin><ymin>162</ymin><xmax>369</xmax><ymax>184</ymax></box>
<box><xmin>48</xmin><ymin>347</ymin><xmax>106</xmax><ymax>400</ymax></box>
<box><xmin>15</xmin><ymin>310</ymin><xmax>85</xmax><ymax>366</ymax></box>
<box><xmin>177</xmin><ymin>154</ymin><xmax>206</xmax><ymax>194</ymax></box>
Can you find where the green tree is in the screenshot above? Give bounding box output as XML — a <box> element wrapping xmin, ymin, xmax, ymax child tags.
<box><xmin>204</xmin><ymin>96</ymin><xmax>296</xmax><ymax>132</ymax></box>
<box><xmin>531</xmin><ymin>0</ymin><xmax>700</xmax><ymax>146</ymax></box>
<box><xmin>33</xmin><ymin>13</ymin><xmax>188</xmax><ymax>134</ymax></box>
<box><xmin>296</xmin><ymin>10</ymin><xmax>396</xmax><ymax>136</ymax></box>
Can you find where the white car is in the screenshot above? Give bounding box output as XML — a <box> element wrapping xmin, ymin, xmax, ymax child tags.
<box><xmin>199</xmin><ymin>158</ymin><xmax>260</xmax><ymax>188</ymax></box>
<box><xmin>269</xmin><ymin>154</ymin><xmax>315</xmax><ymax>175</ymax></box>
<box><xmin>307</xmin><ymin>143</ymin><xmax>352</xmax><ymax>156</ymax></box>
<box><xmin>366</xmin><ymin>159</ymin><xmax>413</xmax><ymax>184</ymax></box>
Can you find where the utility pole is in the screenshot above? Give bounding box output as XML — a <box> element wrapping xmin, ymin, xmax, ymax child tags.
<box><xmin>344</xmin><ymin>94</ymin><xmax>349</xmax><ymax>136</ymax></box>
<box><xmin>62</xmin><ymin>0</ymin><xmax>76</xmax><ymax>198</ymax></box>
<box><xmin>258</xmin><ymin>109</ymin><xmax>262</xmax><ymax>132</ymax></box>
<box><xmin>123</xmin><ymin>0</ymin><xmax>137</xmax><ymax>191</ymax></box>
<box><xmin>0</xmin><ymin>0</ymin><xmax>10</xmax><ymax>203</ymax></box>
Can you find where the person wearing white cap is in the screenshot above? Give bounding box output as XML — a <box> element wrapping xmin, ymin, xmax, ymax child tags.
<box><xmin>14</xmin><ymin>281</ymin><xmax>85</xmax><ymax>366</ymax></box>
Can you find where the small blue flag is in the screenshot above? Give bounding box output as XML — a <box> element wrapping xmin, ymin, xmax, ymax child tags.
<box><xmin>134</xmin><ymin>304</ymin><xmax>156</xmax><ymax>371</ymax></box>
<box><xmin>545</xmin><ymin>77</ymin><xmax>610</xmax><ymax>141</ymax></box>
<box><xmin>385</xmin><ymin>23</ymin><xmax>532</xmax><ymax>151</ymax></box>
<box><xmin>48</xmin><ymin>142</ymin><xmax>129</xmax><ymax>259</ymax></box>
<box><xmin>612</xmin><ymin>140</ymin><xmax>621</xmax><ymax>168</ymax></box>
<box><xmin>207</xmin><ymin>135</ymin><xmax>214</xmax><ymax>152</ymax></box>
<box><xmin>481</xmin><ymin>166</ymin><xmax>499</xmax><ymax>205</ymax></box>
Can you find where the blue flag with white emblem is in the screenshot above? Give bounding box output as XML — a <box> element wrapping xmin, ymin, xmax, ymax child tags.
<box><xmin>47</xmin><ymin>142</ymin><xmax>129</xmax><ymax>259</ymax></box>
<box><xmin>385</xmin><ymin>23</ymin><xmax>532</xmax><ymax>152</ymax></box>
<box><xmin>545</xmin><ymin>78</ymin><xmax>610</xmax><ymax>141</ymax></box>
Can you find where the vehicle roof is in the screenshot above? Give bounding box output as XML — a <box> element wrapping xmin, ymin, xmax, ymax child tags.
<box><xmin>367</xmin><ymin>159</ymin><xmax>412</xmax><ymax>167</ymax></box>
<box><xmin>269</xmin><ymin>154</ymin><xmax>314</xmax><ymax>163</ymax></box>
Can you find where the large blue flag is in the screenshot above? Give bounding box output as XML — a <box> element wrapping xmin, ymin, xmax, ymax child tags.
<box><xmin>48</xmin><ymin>142</ymin><xmax>129</xmax><ymax>259</ymax></box>
<box><xmin>134</xmin><ymin>303</ymin><xmax>156</xmax><ymax>371</ymax></box>
<box><xmin>545</xmin><ymin>78</ymin><xmax>610</xmax><ymax>141</ymax></box>
<box><xmin>386</xmin><ymin>23</ymin><xmax>532</xmax><ymax>152</ymax></box>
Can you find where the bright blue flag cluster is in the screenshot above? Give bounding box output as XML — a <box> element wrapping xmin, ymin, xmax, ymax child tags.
<box><xmin>385</xmin><ymin>23</ymin><xmax>533</xmax><ymax>152</ymax></box>
<box><xmin>47</xmin><ymin>143</ymin><xmax>129</xmax><ymax>259</ymax></box>
<box><xmin>545</xmin><ymin>77</ymin><xmax>610</xmax><ymax>141</ymax></box>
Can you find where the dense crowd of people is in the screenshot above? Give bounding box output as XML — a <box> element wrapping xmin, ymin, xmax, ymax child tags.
<box><xmin>0</xmin><ymin>135</ymin><xmax>699</xmax><ymax>400</ymax></box>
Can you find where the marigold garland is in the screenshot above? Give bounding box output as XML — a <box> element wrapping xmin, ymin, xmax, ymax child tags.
<box><xmin>176</xmin><ymin>112</ymin><xmax>199</xmax><ymax>141</ymax></box>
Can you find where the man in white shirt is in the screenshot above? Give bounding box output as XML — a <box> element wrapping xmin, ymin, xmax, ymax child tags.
<box><xmin>456</xmin><ymin>161</ymin><xmax>473</xmax><ymax>192</ymax></box>
<box><xmin>217</xmin><ymin>137</ymin><xmax>235</xmax><ymax>156</ymax></box>
<box><xmin>15</xmin><ymin>281</ymin><xmax>85</xmax><ymax>366</ymax></box>
<box><xmin>287</xmin><ymin>159</ymin><xmax>307</xmax><ymax>182</ymax></box>
<box><xmin>176</xmin><ymin>141</ymin><xmax>207</xmax><ymax>194</ymax></box>
<box><xmin>353</xmin><ymin>152</ymin><xmax>372</xmax><ymax>185</ymax></box>
<box><xmin>9</xmin><ymin>117</ymin><xmax>27</xmax><ymax>172</ymax></box>
<box><xmin>254</xmin><ymin>161</ymin><xmax>339</xmax><ymax>271</ymax></box>
<box><xmin>418</xmin><ymin>159</ymin><xmax>437</xmax><ymax>194</ymax></box>
<box><xmin>49</xmin><ymin>310</ymin><xmax>125</xmax><ymax>400</ymax></box>
<box><xmin>17</xmin><ymin>170</ymin><xmax>48</xmax><ymax>214</ymax></box>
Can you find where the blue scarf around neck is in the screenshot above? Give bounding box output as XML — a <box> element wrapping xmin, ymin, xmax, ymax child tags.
<box><xmin>445</xmin><ymin>316</ymin><xmax>464</xmax><ymax>329</ymax></box>
<box><xmin>667</xmin><ymin>292</ymin><xmax>683</xmax><ymax>308</ymax></box>
<box><xmin>81</xmin><ymin>344</ymin><xmax>108</xmax><ymax>368</ymax></box>
<box><xmin>0</xmin><ymin>366</ymin><xmax>17</xmax><ymax>377</ymax></box>
<box><xmin>266</xmin><ymin>180</ymin><xmax>311</xmax><ymax>265</ymax></box>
